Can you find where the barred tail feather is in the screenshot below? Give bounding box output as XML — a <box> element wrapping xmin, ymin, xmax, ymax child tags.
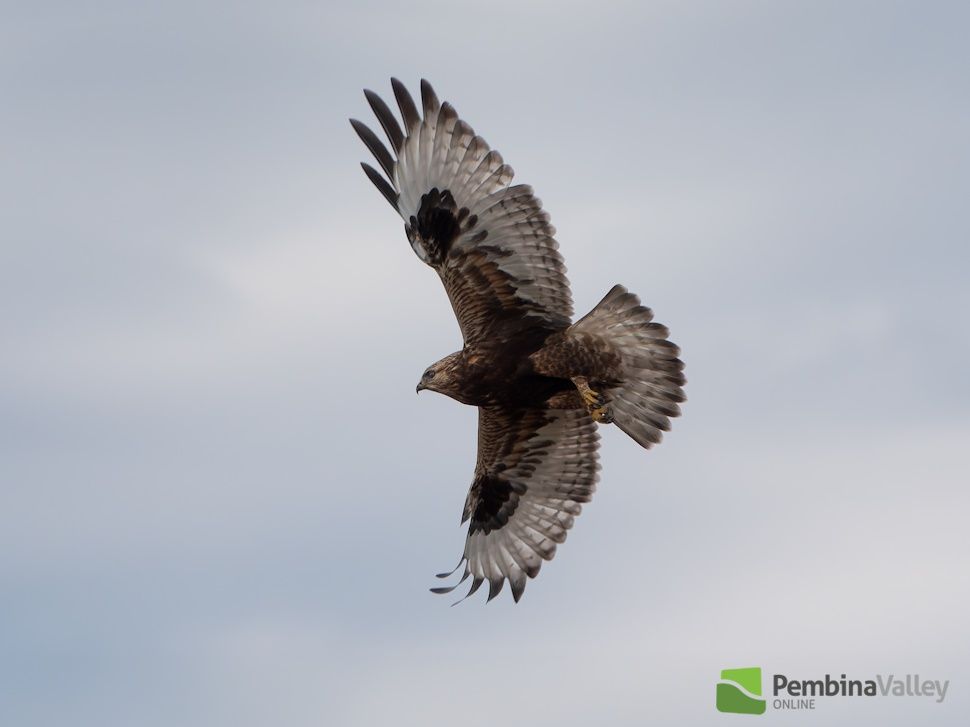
<box><xmin>574</xmin><ymin>285</ymin><xmax>686</xmax><ymax>448</ymax></box>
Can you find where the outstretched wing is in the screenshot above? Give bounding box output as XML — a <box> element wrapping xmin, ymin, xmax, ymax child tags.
<box><xmin>432</xmin><ymin>406</ymin><xmax>600</xmax><ymax>603</ymax></box>
<box><xmin>351</xmin><ymin>78</ymin><xmax>573</xmax><ymax>344</ymax></box>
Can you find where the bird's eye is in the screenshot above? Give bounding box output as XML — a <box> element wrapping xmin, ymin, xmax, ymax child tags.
<box><xmin>423</xmin><ymin>369</ymin><xmax>434</xmax><ymax>380</ymax></box>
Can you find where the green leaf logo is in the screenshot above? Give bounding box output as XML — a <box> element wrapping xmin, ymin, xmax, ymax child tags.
<box><xmin>717</xmin><ymin>667</ymin><xmax>767</xmax><ymax>715</ymax></box>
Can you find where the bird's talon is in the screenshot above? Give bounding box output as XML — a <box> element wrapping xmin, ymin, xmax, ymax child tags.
<box><xmin>581</xmin><ymin>388</ymin><xmax>606</xmax><ymax>409</ymax></box>
<box><xmin>573</xmin><ymin>376</ymin><xmax>612</xmax><ymax>422</ymax></box>
<box><xmin>591</xmin><ymin>405</ymin><xmax>613</xmax><ymax>423</ymax></box>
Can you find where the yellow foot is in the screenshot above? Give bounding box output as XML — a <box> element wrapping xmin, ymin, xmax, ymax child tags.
<box><xmin>572</xmin><ymin>376</ymin><xmax>613</xmax><ymax>424</ymax></box>
<box><xmin>590</xmin><ymin>405</ymin><xmax>614</xmax><ymax>424</ymax></box>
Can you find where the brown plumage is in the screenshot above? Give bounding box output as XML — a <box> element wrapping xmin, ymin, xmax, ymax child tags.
<box><xmin>352</xmin><ymin>79</ymin><xmax>686</xmax><ymax>603</ymax></box>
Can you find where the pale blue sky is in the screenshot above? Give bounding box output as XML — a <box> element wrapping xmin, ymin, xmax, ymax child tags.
<box><xmin>2</xmin><ymin>2</ymin><xmax>968</xmax><ymax>725</ymax></box>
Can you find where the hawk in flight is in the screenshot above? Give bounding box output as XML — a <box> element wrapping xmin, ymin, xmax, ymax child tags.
<box><xmin>352</xmin><ymin>79</ymin><xmax>685</xmax><ymax>603</ymax></box>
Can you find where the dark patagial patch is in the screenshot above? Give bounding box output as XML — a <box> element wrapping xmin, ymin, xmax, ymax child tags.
<box><xmin>468</xmin><ymin>473</ymin><xmax>526</xmax><ymax>535</ymax></box>
<box><xmin>408</xmin><ymin>188</ymin><xmax>481</xmax><ymax>264</ymax></box>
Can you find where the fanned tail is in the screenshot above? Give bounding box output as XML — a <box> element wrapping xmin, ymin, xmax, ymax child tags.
<box><xmin>571</xmin><ymin>285</ymin><xmax>685</xmax><ymax>448</ymax></box>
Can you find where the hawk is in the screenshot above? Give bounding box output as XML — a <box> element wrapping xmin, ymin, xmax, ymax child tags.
<box><xmin>351</xmin><ymin>79</ymin><xmax>685</xmax><ymax>603</ymax></box>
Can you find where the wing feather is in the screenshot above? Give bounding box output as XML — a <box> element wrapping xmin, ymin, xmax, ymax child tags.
<box><xmin>363</xmin><ymin>88</ymin><xmax>404</xmax><ymax>153</ymax></box>
<box><xmin>349</xmin><ymin>119</ymin><xmax>395</xmax><ymax>179</ymax></box>
<box><xmin>352</xmin><ymin>79</ymin><xmax>573</xmax><ymax>343</ymax></box>
<box><xmin>420</xmin><ymin>78</ymin><xmax>440</xmax><ymax>120</ymax></box>
<box><xmin>360</xmin><ymin>162</ymin><xmax>397</xmax><ymax>209</ymax></box>
<box><xmin>391</xmin><ymin>77</ymin><xmax>421</xmax><ymax>132</ymax></box>
<box><xmin>439</xmin><ymin>406</ymin><xmax>600</xmax><ymax>603</ymax></box>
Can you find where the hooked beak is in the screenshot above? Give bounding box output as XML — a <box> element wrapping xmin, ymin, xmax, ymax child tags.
<box><xmin>416</xmin><ymin>382</ymin><xmax>426</xmax><ymax>393</ymax></box>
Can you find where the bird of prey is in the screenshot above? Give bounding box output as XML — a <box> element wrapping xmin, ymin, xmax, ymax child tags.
<box><xmin>351</xmin><ymin>79</ymin><xmax>685</xmax><ymax>603</ymax></box>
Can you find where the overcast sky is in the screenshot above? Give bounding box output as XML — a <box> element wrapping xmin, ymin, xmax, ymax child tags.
<box><xmin>2</xmin><ymin>1</ymin><xmax>968</xmax><ymax>725</ymax></box>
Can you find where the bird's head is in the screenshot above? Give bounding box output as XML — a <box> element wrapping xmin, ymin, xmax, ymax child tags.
<box><xmin>416</xmin><ymin>351</ymin><xmax>465</xmax><ymax>399</ymax></box>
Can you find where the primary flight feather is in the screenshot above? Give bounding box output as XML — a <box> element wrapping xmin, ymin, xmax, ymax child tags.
<box><xmin>351</xmin><ymin>79</ymin><xmax>685</xmax><ymax>603</ymax></box>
